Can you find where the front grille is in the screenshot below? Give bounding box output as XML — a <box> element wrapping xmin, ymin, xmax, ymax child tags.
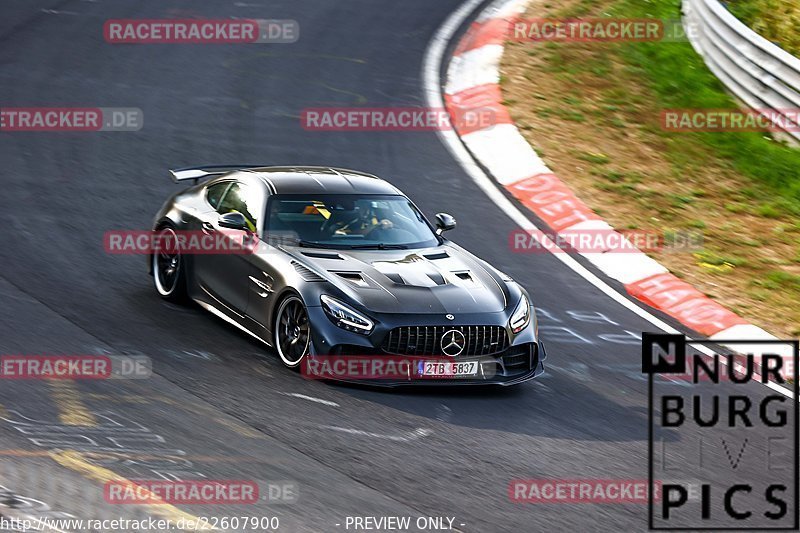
<box><xmin>381</xmin><ymin>325</ymin><xmax>509</xmax><ymax>356</ymax></box>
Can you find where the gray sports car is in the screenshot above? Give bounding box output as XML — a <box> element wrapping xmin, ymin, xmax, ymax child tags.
<box><xmin>150</xmin><ymin>165</ymin><xmax>545</xmax><ymax>385</ymax></box>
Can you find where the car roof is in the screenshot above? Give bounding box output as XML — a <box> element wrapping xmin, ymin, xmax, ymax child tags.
<box><xmin>239</xmin><ymin>166</ymin><xmax>403</xmax><ymax>195</ymax></box>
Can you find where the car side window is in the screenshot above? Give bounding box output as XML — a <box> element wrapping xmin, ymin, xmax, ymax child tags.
<box><xmin>217</xmin><ymin>182</ymin><xmax>263</xmax><ymax>233</ymax></box>
<box><xmin>205</xmin><ymin>182</ymin><xmax>231</xmax><ymax>209</ymax></box>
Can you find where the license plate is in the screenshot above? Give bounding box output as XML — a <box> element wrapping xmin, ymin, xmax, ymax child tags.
<box><xmin>417</xmin><ymin>361</ymin><xmax>479</xmax><ymax>377</ymax></box>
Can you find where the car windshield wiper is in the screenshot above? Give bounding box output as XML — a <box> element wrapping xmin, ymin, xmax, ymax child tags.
<box><xmin>294</xmin><ymin>240</ymin><xmax>342</xmax><ymax>249</ymax></box>
<box><xmin>348</xmin><ymin>243</ymin><xmax>409</xmax><ymax>250</ymax></box>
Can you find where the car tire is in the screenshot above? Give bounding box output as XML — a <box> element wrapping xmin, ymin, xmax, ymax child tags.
<box><xmin>152</xmin><ymin>225</ymin><xmax>188</xmax><ymax>302</ymax></box>
<box><xmin>274</xmin><ymin>294</ymin><xmax>311</xmax><ymax>369</ymax></box>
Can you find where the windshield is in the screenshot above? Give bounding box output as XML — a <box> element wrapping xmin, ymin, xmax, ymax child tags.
<box><xmin>265</xmin><ymin>194</ymin><xmax>439</xmax><ymax>249</ymax></box>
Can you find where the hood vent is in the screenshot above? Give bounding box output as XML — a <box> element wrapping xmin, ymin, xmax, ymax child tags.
<box><xmin>291</xmin><ymin>261</ymin><xmax>325</xmax><ymax>282</ymax></box>
<box><xmin>334</xmin><ymin>272</ymin><xmax>369</xmax><ymax>288</ymax></box>
<box><xmin>426</xmin><ymin>272</ymin><xmax>447</xmax><ymax>286</ymax></box>
<box><xmin>301</xmin><ymin>251</ymin><xmax>343</xmax><ymax>260</ymax></box>
<box><xmin>384</xmin><ymin>273</ymin><xmax>405</xmax><ymax>285</ymax></box>
<box><xmin>423</xmin><ymin>251</ymin><xmax>450</xmax><ymax>260</ymax></box>
<box><xmin>454</xmin><ymin>271</ymin><xmax>472</xmax><ymax>281</ymax></box>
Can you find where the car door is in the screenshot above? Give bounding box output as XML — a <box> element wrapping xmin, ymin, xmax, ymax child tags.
<box><xmin>243</xmin><ymin>196</ymin><xmax>368</xmax><ymax>338</ymax></box>
<box><xmin>193</xmin><ymin>179</ymin><xmax>264</xmax><ymax>316</ymax></box>
<box><xmin>244</xmin><ymin>196</ymin><xmax>298</xmax><ymax>338</ymax></box>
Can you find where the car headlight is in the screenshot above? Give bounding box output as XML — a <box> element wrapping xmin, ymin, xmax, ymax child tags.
<box><xmin>509</xmin><ymin>294</ymin><xmax>531</xmax><ymax>334</ymax></box>
<box><xmin>320</xmin><ymin>295</ymin><xmax>374</xmax><ymax>334</ymax></box>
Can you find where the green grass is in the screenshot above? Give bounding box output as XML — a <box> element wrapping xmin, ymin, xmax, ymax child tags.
<box><xmin>608</xmin><ymin>0</ymin><xmax>800</xmax><ymax>205</ymax></box>
<box><xmin>578</xmin><ymin>151</ymin><xmax>611</xmax><ymax>164</ymax></box>
<box><xmin>694</xmin><ymin>250</ymin><xmax>748</xmax><ymax>267</ymax></box>
<box><xmin>755</xmin><ymin>270</ymin><xmax>800</xmax><ymax>290</ymax></box>
<box><xmin>726</xmin><ymin>0</ymin><xmax>800</xmax><ymax>56</ymax></box>
<box><xmin>757</xmin><ymin>203</ymin><xmax>782</xmax><ymax>218</ymax></box>
<box><xmin>688</xmin><ymin>219</ymin><xmax>707</xmax><ymax>229</ymax></box>
<box><xmin>506</xmin><ymin>0</ymin><xmax>800</xmax><ymax>335</ymax></box>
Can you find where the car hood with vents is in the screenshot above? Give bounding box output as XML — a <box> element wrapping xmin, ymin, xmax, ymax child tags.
<box><xmin>285</xmin><ymin>243</ymin><xmax>514</xmax><ymax>314</ymax></box>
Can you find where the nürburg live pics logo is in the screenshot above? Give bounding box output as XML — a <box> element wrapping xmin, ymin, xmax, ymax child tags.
<box><xmin>642</xmin><ymin>333</ymin><xmax>799</xmax><ymax>530</ymax></box>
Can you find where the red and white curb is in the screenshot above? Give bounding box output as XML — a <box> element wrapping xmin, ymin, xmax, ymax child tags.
<box><xmin>439</xmin><ymin>0</ymin><xmax>793</xmax><ymax>367</ymax></box>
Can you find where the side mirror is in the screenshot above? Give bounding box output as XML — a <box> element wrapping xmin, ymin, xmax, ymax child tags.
<box><xmin>435</xmin><ymin>213</ymin><xmax>456</xmax><ymax>235</ymax></box>
<box><xmin>219</xmin><ymin>212</ymin><xmax>249</xmax><ymax>231</ymax></box>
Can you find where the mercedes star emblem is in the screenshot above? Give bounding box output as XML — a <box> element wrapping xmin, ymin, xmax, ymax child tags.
<box><xmin>441</xmin><ymin>329</ymin><xmax>466</xmax><ymax>357</ymax></box>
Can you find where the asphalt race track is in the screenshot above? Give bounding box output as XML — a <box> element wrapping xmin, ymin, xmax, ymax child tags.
<box><xmin>0</xmin><ymin>1</ymin><xmax>795</xmax><ymax>532</ymax></box>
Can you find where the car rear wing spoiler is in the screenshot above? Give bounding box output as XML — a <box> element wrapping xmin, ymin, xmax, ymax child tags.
<box><xmin>169</xmin><ymin>164</ymin><xmax>266</xmax><ymax>184</ymax></box>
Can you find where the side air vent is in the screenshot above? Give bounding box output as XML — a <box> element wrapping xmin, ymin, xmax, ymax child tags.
<box><xmin>301</xmin><ymin>251</ymin><xmax>343</xmax><ymax>260</ymax></box>
<box><xmin>291</xmin><ymin>261</ymin><xmax>325</xmax><ymax>282</ymax></box>
<box><xmin>423</xmin><ymin>251</ymin><xmax>450</xmax><ymax>260</ymax></box>
<box><xmin>334</xmin><ymin>272</ymin><xmax>369</xmax><ymax>287</ymax></box>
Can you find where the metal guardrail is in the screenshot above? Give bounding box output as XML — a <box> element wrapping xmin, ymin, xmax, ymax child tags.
<box><xmin>683</xmin><ymin>0</ymin><xmax>800</xmax><ymax>143</ymax></box>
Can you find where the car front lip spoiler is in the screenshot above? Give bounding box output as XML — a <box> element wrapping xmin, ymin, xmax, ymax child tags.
<box><xmin>300</xmin><ymin>342</ymin><xmax>546</xmax><ymax>388</ymax></box>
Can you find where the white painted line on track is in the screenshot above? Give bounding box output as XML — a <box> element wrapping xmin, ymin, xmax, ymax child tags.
<box><xmin>421</xmin><ymin>0</ymin><xmax>794</xmax><ymax>400</ymax></box>
<box><xmin>40</xmin><ymin>9</ymin><xmax>81</xmax><ymax>15</ymax></box>
<box><xmin>280</xmin><ymin>392</ymin><xmax>340</xmax><ymax>407</ymax></box>
<box><xmin>321</xmin><ymin>426</ymin><xmax>433</xmax><ymax>442</ymax></box>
